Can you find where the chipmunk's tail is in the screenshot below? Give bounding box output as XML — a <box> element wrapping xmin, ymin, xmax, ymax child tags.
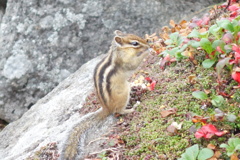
<box><xmin>63</xmin><ymin>108</ymin><xmax>110</xmax><ymax>160</ymax></box>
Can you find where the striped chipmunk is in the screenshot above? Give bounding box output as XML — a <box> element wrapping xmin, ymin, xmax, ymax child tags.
<box><xmin>63</xmin><ymin>30</ymin><xmax>149</xmax><ymax>160</ymax></box>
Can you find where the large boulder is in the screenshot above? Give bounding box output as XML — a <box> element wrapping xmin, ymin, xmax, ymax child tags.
<box><xmin>0</xmin><ymin>55</ymin><xmax>116</xmax><ymax>160</ymax></box>
<box><xmin>0</xmin><ymin>0</ymin><xmax>224</xmax><ymax>122</ymax></box>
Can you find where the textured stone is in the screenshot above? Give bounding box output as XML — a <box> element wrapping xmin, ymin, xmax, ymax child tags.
<box><xmin>3</xmin><ymin>53</ymin><xmax>32</xmax><ymax>79</ymax></box>
<box><xmin>0</xmin><ymin>0</ymin><xmax>224</xmax><ymax>122</ymax></box>
<box><xmin>0</xmin><ymin>55</ymin><xmax>116</xmax><ymax>160</ymax></box>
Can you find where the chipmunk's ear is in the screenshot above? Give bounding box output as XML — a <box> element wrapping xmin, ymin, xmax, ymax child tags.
<box><xmin>114</xmin><ymin>36</ymin><xmax>123</xmax><ymax>47</ymax></box>
<box><xmin>114</xmin><ymin>30</ymin><xmax>124</xmax><ymax>36</ymax></box>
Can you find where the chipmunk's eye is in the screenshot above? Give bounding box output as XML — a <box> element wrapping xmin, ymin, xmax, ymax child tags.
<box><xmin>131</xmin><ymin>41</ymin><xmax>139</xmax><ymax>46</ymax></box>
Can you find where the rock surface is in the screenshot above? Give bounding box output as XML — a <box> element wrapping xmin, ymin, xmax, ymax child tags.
<box><xmin>0</xmin><ymin>0</ymin><xmax>223</xmax><ymax>122</ymax></box>
<box><xmin>0</xmin><ymin>55</ymin><xmax>116</xmax><ymax>160</ymax></box>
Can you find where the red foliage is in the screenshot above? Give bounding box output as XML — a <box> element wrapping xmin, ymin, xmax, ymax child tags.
<box><xmin>216</xmin><ymin>46</ymin><xmax>225</xmax><ymax>54</ymax></box>
<box><xmin>195</xmin><ymin>124</ymin><xmax>227</xmax><ymax>139</ymax></box>
<box><xmin>228</xmin><ymin>4</ymin><xmax>239</xmax><ymax>11</ymax></box>
<box><xmin>149</xmin><ymin>81</ymin><xmax>157</xmax><ymax>91</ymax></box>
<box><xmin>231</xmin><ymin>45</ymin><xmax>240</xmax><ymax>65</ymax></box>
<box><xmin>145</xmin><ymin>77</ymin><xmax>157</xmax><ymax>91</ymax></box>
<box><xmin>145</xmin><ymin>77</ymin><xmax>152</xmax><ymax>83</ymax></box>
<box><xmin>159</xmin><ymin>54</ymin><xmax>176</xmax><ymax>70</ymax></box>
<box><xmin>232</xmin><ymin>71</ymin><xmax>240</xmax><ymax>84</ymax></box>
<box><xmin>222</xmin><ymin>32</ymin><xmax>233</xmax><ymax>44</ymax></box>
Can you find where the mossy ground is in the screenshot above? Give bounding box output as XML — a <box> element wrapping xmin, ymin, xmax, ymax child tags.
<box><xmin>115</xmin><ymin>54</ymin><xmax>240</xmax><ymax>160</ymax></box>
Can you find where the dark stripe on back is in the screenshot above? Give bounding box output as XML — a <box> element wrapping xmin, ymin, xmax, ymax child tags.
<box><xmin>94</xmin><ymin>58</ymin><xmax>104</xmax><ymax>89</ymax></box>
<box><xmin>98</xmin><ymin>53</ymin><xmax>112</xmax><ymax>104</ymax></box>
<box><xmin>106</xmin><ymin>66</ymin><xmax>118</xmax><ymax>97</ymax></box>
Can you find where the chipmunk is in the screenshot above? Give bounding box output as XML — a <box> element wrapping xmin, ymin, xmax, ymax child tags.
<box><xmin>63</xmin><ymin>30</ymin><xmax>149</xmax><ymax>160</ymax></box>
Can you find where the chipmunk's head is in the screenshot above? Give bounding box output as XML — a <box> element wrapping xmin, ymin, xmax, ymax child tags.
<box><xmin>113</xmin><ymin>30</ymin><xmax>149</xmax><ymax>70</ymax></box>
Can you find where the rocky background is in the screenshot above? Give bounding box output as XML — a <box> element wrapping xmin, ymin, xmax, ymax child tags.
<box><xmin>0</xmin><ymin>0</ymin><xmax>224</xmax><ymax>122</ymax></box>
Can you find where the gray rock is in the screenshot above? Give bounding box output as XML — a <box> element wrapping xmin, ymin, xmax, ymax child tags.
<box><xmin>0</xmin><ymin>0</ymin><xmax>224</xmax><ymax>122</ymax></box>
<box><xmin>0</xmin><ymin>0</ymin><xmax>6</xmax><ymax>23</ymax></box>
<box><xmin>3</xmin><ymin>53</ymin><xmax>32</xmax><ymax>80</ymax></box>
<box><xmin>0</xmin><ymin>54</ymin><xmax>116</xmax><ymax>160</ymax></box>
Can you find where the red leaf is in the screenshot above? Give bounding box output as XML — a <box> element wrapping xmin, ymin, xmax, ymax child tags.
<box><xmin>145</xmin><ymin>77</ymin><xmax>152</xmax><ymax>83</ymax></box>
<box><xmin>194</xmin><ymin>124</ymin><xmax>227</xmax><ymax>139</ymax></box>
<box><xmin>160</xmin><ymin>54</ymin><xmax>176</xmax><ymax>69</ymax></box>
<box><xmin>232</xmin><ymin>71</ymin><xmax>240</xmax><ymax>84</ymax></box>
<box><xmin>202</xmin><ymin>124</ymin><xmax>218</xmax><ymax>132</ymax></box>
<box><xmin>201</xmin><ymin>16</ymin><xmax>210</xmax><ymax>25</ymax></box>
<box><xmin>228</xmin><ymin>5</ymin><xmax>238</xmax><ymax>11</ymax></box>
<box><xmin>230</xmin><ymin>11</ymin><xmax>238</xmax><ymax>18</ymax></box>
<box><xmin>222</xmin><ymin>32</ymin><xmax>233</xmax><ymax>44</ymax></box>
<box><xmin>214</xmin><ymin>131</ymin><xmax>226</xmax><ymax>136</ymax></box>
<box><xmin>216</xmin><ymin>46</ymin><xmax>225</xmax><ymax>54</ymax></box>
<box><xmin>195</xmin><ymin>130</ymin><xmax>205</xmax><ymax>138</ymax></box>
<box><xmin>237</xmin><ymin>32</ymin><xmax>240</xmax><ymax>42</ymax></box>
<box><xmin>232</xmin><ymin>45</ymin><xmax>240</xmax><ymax>54</ymax></box>
<box><xmin>231</xmin><ymin>45</ymin><xmax>240</xmax><ymax>65</ymax></box>
<box><xmin>149</xmin><ymin>80</ymin><xmax>157</xmax><ymax>91</ymax></box>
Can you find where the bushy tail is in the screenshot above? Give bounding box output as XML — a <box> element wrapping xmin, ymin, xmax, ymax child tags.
<box><xmin>63</xmin><ymin>109</ymin><xmax>110</xmax><ymax>160</ymax></box>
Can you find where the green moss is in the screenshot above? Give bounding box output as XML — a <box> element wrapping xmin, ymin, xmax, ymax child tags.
<box><xmin>120</xmin><ymin>54</ymin><xmax>240</xmax><ymax>159</ymax></box>
<box><xmin>233</xmin><ymin>89</ymin><xmax>240</xmax><ymax>103</ymax></box>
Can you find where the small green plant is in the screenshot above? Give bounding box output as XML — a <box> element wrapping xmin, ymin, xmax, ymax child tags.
<box><xmin>192</xmin><ymin>91</ymin><xmax>225</xmax><ymax>107</ymax></box>
<box><xmin>165</xmin><ymin>32</ymin><xmax>183</xmax><ymax>47</ymax></box>
<box><xmin>161</xmin><ymin>15</ymin><xmax>240</xmax><ymax>86</ymax></box>
<box><xmin>97</xmin><ymin>151</ymin><xmax>108</xmax><ymax>160</ymax></box>
<box><xmin>178</xmin><ymin>144</ymin><xmax>214</xmax><ymax>160</ymax></box>
<box><xmin>190</xmin><ymin>17</ymin><xmax>240</xmax><ymax>70</ymax></box>
<box><xmin>210</xmin><ymin>95</ymin><xmax>225</xmax><ymax>107</ymax></box>
<box><xmin>192</xmin><ymin>91</ymin><xmax>208</xmax><ymax>100</ymax></box>
<box><xmin>162</xmin><ymin>32</ymin><xmax>188</xmax><ymax>60</ymax></box>
<box><xmin>220</xmin><ymin>138</ymin><xmax>240</xmax><ymax>156</ymax></box>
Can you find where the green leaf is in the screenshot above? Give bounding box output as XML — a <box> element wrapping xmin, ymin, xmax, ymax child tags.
<box><xmin>232</xmin><ymin>19</ymin><xmax>240</xmax><ymax>33</ymax></box>
<box><xmin>202</xmin><ymin>59</ymin><xmax>216</xmax><ymax>68</ymax></box>
<box><xmin>192</xmin><ymin>91</ymin><xmax>208</xmax><ymax>100</ymax></box>
<box><xmin>209</xmin><ymin>24</ymin><xmax>222</xmax><ymax>39</ymax></box>
<box><xmin>228</xmin><ymin>138</ymin><xmax>237</xmax><ymax>152</ymax></box>
<box><xmin>175</xmin><ymin>52</ymin><xmax>184</xmax><ymax>60</ymax></box>
<box><xmin>200</xmin><ymin>38</ymin><xmax>214</xmax><ymax>54</ymax></box>
<box><xmin>220</xmin><ymin>138</ymin><xmax>240</xmax><ymax>156</ymax></box>
<box><xmin>211</xmin><ymin>95</ymin><xmax>225</xmax><ymax>106</ymax></box>
<box><xmin>170</xmin><ymin>32</ymin><xmax>179</xmax><ymax>39</ymax></box>
<box><xmin>179</xmin><ymin>153</ymin><xmax>192</xmax><ymax>160</ymax></box>
<box><xmin>235</xmin><ymin>15</ymin><xmax>240</xmax><ymax>21</ymax></box>
<box><xmin>165</xmin><ymin>39</ymin><xmax>173</xmax><ymax>45</ymax></box>
<box><xmin>169</xmin><ymin>32</ymin><xmax>183</xmax><ymax>46</ymax></box>
<box><xmin>217</xmin><ymin>19</ymin><xmax>234</xmax><ymax>32</ymax></box>
<box><xmin>220</xmin><ymin>143</ymin><xmax>228</xmax><ymax>148</ymax></box>
<box><xmin>199</xmin><ymin>31</ymin><xmax>209</xmax><ymax>38</ymax></box>
<box><xmin>231</xmin><ymin>138</ymin><xmax>240</xmax><ymax>148</ymax></box>
<box><xmin>226</xmin><ymin>151</ymin><xmax>235</xmax><ymax>156</ymax></box>
<box><xmin>181</xmin><ymin>144</ymin><xmax>199</xmax><ymax>160</ymax></box>
<box><xmin>188</xmin><ymin>40</ymin><xmax>200</xmax><ymax>48</ymax></box>
<box><xmin>212</xmin><ymin>40</ymin><xmax>225</xmax><ymax>50</ymax></box>
<box><xmin>179</xmin><ymin>44</ymin><xmax>188</xmax><ymax>52</ymax></box>
<box><xmin>197</xmin><ymin>148</ymin><xmax>214</xmax><ymax>160</ymax></box>
<box><xmin>168</xmin><ymin>47</ymin><xmax>179</xmax><ymax>56</ymax></box>
<box><xmin>188</xmin><ymin>29</ymin><xmax>200</xmax><ymax>38</ymax></box>
<box><xmin>187</xmin><ymin>144</ymin><xmax>199</xmax><ymax>160</ymax></box>
<box><xmin>235</xmin><ymin>144</ymin><xmax>240</xmax><ymax>151</ymax></box>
